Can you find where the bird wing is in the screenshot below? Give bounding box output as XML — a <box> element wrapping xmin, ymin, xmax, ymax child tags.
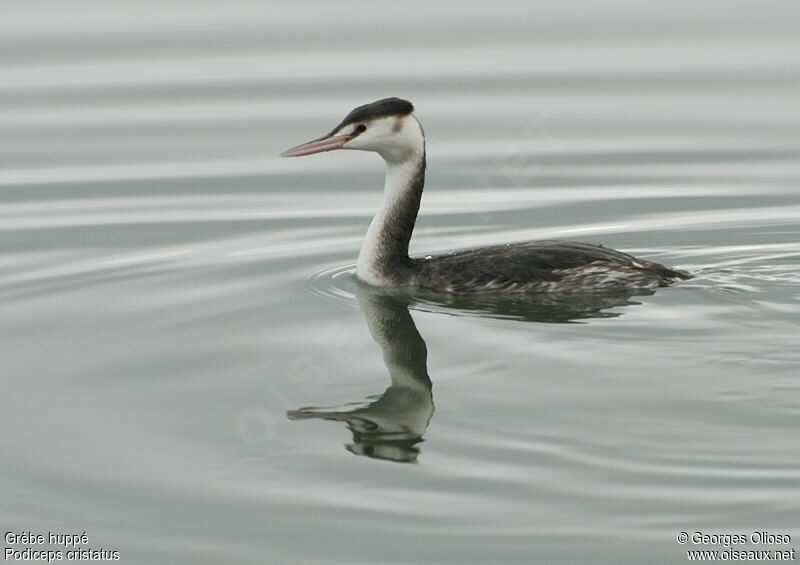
<box><xmin>412</xmin><ymin>240</ymin><xmax>686</xmax><ymax>293</ymax></box>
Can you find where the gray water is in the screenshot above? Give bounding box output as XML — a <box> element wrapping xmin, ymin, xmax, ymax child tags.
<box><xmin>2</xmin><ymin>1</ymin><xmax>800</xmax><ymax>564</ymax></box>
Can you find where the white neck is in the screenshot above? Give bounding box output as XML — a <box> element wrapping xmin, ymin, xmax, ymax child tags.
<box><xmin>356</xmin><ymin>131</ymin><xmax>426</xmax><ymax>287</ymax></box>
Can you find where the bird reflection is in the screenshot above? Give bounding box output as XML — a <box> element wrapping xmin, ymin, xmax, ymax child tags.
<box><xmin>410</xmin><ymin>287</ymin><xmax>651</xmax><ymax>323</ymax></box>
<box><xmin>288</xmin><ymin>285</ymin><xmax>647</xmax><ymax>463</ymax></box>
<box><xmin>288</xmin><ymin>289</ymin><xmax>433</xmax><ymax>463</ymax></box>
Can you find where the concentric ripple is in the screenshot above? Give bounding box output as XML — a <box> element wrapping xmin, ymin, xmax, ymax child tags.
<box><xmin>302</xmin><ymin>262</ymin><xmax>360</xmax><ymax>307</ymax></box>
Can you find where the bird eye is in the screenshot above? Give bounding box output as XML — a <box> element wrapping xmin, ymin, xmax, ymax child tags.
<box><xmin>355</xmin><ymin>124</ymin><xmax>367</xmax><ymax>134</ymax></box>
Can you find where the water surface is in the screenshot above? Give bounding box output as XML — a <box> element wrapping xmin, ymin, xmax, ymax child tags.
<box><xmin>2</xmin><ymin>1</ymin><xmax>799</xmax><ymax>563</ymax></box>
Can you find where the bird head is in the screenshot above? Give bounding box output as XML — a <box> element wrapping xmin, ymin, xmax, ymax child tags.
<box><xmin>281</xmin><ymin>97</ymin><xmax>424</xmax><ymax>164</ymax></box>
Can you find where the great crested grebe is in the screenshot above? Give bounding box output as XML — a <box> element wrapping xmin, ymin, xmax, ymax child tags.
<box><xmin>282</xmin><ymin>97</ymin><xmax>690</xmax><ymax>293</ymax></box>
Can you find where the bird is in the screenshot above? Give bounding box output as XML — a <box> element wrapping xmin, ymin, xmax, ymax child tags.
<box><xmin>281</xmin><ymin>97</ymin><xmax>691</xmax><ymax>294</ymax></box>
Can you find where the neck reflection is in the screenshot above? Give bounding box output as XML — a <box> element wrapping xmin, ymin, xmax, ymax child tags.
<box><xmin>288</xmin><ymin>289</ymin><xmax>433</xmax><ymax>463</ymax></box>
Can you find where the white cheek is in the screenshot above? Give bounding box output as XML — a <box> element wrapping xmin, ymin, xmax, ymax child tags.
<box><xmin>344</xmin><ymin>130</ymin><xmax>386</xmax><ymax>152</ymax></box>
<box><xmin>343</xmin><ymin>132</ymin><xmax>374</xmax><ymax>150</ymax></box>
<box><xmin>342</xmin><ymin>115</ymin><xmax>423</xmax><ymax>163</ymax></box>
